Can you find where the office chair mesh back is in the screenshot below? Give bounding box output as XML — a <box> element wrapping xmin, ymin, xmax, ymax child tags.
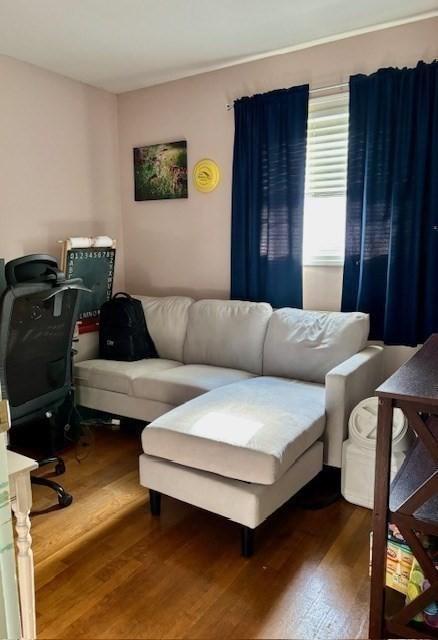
<box><xmin>5</xmin><ymin>289</ymin><xmax>78</xmax><ymax>408</ymax></box>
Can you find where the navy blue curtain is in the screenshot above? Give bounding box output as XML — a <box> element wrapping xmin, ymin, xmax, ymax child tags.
<box><xmin>342</xmin><ymin>61</ymin><xmax>438</xmax><ymax>346</ymax></box>
<box><xmin>230</xmin><ymin>85</ymin><xmax>309</xmax><ymax>308</ymax></box>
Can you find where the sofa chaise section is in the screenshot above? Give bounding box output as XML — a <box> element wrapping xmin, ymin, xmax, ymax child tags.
<box><xmin>140</xmin><ymin>442</ymin><xmax>323</xmax><ymax>555</ymax></box>
<box><xmin>74</xmin><ymin>296</ymin><xmax>384</xmax><ymax>556</ymax></box>
<box><xmin>140</xmin><ymin>375</ymin><xmax>326</xmax><ymax>556</ymax></box>
<box><xmin>141</xmin><ymin>376</ymin><xmax>326</xmax><ymax>484</ymax></box>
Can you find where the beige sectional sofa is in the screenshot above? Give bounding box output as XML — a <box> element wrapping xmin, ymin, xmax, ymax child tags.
<box><xmin>75</xmin><ymin>296</ymin><xmax>384</xmax><ymax>555</ymax></box>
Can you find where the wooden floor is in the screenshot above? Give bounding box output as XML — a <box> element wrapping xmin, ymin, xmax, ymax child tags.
<box><xmin>31</xmin><ymin>428</ymin><xmax>372</xmax><ymax>639</ymax></box>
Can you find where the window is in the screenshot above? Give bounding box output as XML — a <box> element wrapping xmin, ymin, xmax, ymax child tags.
<box><xmin>303</xmin><ymin>92</ymin><xmax>349</xmax><ymax>266</ymax></box>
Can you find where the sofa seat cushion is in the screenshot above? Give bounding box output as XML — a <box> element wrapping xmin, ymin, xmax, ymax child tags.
<box><xmin>142</xmin><ymin>376</ymin><xmax>326</xmax><ymax>484</ymax></box>
<box><xmin>74</xmin><ymin>358</ymin><xmax>182</xmax><ymax>395</ymax></box>
<box><xmin>132</xmin><ymin>364</ymin><xmax>255</xmax><ymax>406</ymax></box>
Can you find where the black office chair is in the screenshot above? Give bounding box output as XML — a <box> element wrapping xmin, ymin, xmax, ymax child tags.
<box><xmin>0</xmin><ymin>254</ymin><xmax>89</xmax><ymax>509</ymax></box>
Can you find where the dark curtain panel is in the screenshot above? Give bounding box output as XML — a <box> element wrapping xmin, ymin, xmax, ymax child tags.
<box><xmin>342</xmin><ymin>61</ymin><xmax>438</xmax><ymax>346</ymax></box>
<box><xmin>230</xmin><ymin>85</ymin><xmax>309</xmax><ymax>308</ymax></box>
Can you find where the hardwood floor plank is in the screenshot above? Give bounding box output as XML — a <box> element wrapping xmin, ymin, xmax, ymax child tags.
<box><xmin>31</xmin><ymin>428</ymin><xmax>371</xmax><ymax>639</ymax></box>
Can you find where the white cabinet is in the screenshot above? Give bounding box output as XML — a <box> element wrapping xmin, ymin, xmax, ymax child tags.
<box><xmin>0</xmin><ymin>397</ymin><xmax>37</xmax><ymax>640</ymax></box>
<box><xmin>0</xmin><ymin>428</ymin><xmax>21</xmax><ymax>640</ymax></box>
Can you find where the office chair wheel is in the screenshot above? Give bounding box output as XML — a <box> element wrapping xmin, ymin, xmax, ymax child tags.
<box><xmin>31</xmin><ymin>476</ymin><xmax>73</xmax><ymax>511</ymax></box>
<box><xmin>55</xmin><ymin>461</ymin><xmax>66</xmax><ymax>476</ymax></box>
<box><xmin>58</xmin><ymin>492</ymin><xmax>73</xmax><ymax>508</ymax></box>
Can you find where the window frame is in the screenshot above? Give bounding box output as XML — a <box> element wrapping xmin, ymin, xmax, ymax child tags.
<box><xmin>303</xmin><ymin>91</ymin><xmax>349</xmax><ymax>268</ymax></box>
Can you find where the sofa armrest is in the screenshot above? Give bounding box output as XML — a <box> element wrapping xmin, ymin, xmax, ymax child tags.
<box><xmin>324</xmin><ymin>345</ymin><xmax>384</xmax><ymax>468</ymax></box>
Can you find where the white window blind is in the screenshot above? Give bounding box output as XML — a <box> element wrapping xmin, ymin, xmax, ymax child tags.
<box><xmin>303</xmin><ymin>92</ymin><xmax>349</xmax><ymax>266</ymax></box>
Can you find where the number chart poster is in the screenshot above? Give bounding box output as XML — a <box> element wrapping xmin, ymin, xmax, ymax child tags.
<box><xmin>65</xmin><ymin>247</ymin><xmax>115</xmax><ymax>333</ymax></box>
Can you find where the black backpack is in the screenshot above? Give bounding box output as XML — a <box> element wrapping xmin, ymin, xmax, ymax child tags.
<box><xmin>99</xmin><ymin>292</ymin><xmax>157</xmax><ymax>361</ymax></box>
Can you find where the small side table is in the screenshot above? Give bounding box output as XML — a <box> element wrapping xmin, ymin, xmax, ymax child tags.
<box><xmin>7</xmin><ymin>450</ymin><xmax>38</xmax><ymax>640</ymax></box>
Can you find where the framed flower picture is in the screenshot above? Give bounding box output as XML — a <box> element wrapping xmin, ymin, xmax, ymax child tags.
<box><xmin>133</xmin><ymin>140</ymin><xmax>188</xmax><ymax>201</ymax></box>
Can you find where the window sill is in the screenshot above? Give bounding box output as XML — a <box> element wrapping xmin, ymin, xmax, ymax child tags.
<box><xmin>303</xmin><ymin>259</ymin><xmax>344</xmax><ymax>267</ymax></box>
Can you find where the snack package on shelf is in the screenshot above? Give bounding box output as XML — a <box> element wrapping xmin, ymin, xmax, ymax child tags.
<box><xmin>385</xmin><ymin>525</ymin><xmax>414</xmax><ymax>595</ymax></box>
<box><xmin>369</xmin><ymin>526</ymin><xmax>413</xmax><ymax>594</ymax></box>
<box><xmin>369</xmin><ymin>524</ymin><xmax>436</xmax><ymax>602</ymax></box>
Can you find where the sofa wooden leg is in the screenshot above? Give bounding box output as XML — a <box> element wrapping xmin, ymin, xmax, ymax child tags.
<box><xmin>149</xmin><ymin>489</ymin><xmax>161</xmax><ymax>516</ymax></box>
<box><xmin>241</xmin><ymin>526</ymin><xmax>254</xmax><ymax>557</ymax></box>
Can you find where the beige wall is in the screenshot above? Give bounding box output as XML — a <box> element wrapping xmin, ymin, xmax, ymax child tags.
<box><xmin>2</xmin><ymin>21</ymin><xmax>437</xmax><ymax>374</ymax></box>
<box><xmin>118</xmin><ymin>17</ymin><xmax>437</xmax><ymax>374</ymax></box>
<box><xmin>0</xmin><ymin>55</ymin><xmax>124</xmax><ymax>289</ymax></box>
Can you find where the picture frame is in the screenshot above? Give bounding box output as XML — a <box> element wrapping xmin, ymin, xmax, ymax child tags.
<box><xmin>133</xmin><ymin>140</ymin><xmax>188</xmax><ymax>201</ymax></box>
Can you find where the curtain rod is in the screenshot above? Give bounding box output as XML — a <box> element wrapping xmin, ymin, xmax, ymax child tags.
<box><xmin>226</xmin><ymin>81</ymin><xmax>349</xmax><ymax>110</ymax></box>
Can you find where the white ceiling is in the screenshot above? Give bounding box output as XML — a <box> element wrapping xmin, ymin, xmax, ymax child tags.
<box><xmin>0</xmin><ymin>0</ymin><xmax>436</xmax><ymax>93</ymax></box>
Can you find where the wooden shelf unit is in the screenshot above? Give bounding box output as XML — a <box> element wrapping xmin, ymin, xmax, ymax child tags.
<box><xmin>369</xmin><ymin>335</ymin><xmax>438</xmax><ymax>640</ymax></box>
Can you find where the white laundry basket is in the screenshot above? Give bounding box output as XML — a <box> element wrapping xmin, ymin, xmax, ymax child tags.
<box><xmin>341</xmin><ymin>396</ymin><xmax>411</xmax><ymax>509</ymax></box>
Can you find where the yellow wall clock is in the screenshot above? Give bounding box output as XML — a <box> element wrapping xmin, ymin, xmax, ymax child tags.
<box><xmin>193</xmin><ymin>159</ymin><xmax>220</xmax><ymax>193</ymax></box>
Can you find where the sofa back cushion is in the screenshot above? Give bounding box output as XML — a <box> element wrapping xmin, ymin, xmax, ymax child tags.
<box><xmin>184</xmin><ymin>299</ymin><xmax>272</xmax><ymax>374</ymax></box>
<box><xmin>263</xmin><ymin>308</ymin><xmax>369</xmax><ymax>383</ymax></box>
<box><xmin>137</xmin><ymin>296</ymin><xmax>194</xmax><ymax>362</ymax></box>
